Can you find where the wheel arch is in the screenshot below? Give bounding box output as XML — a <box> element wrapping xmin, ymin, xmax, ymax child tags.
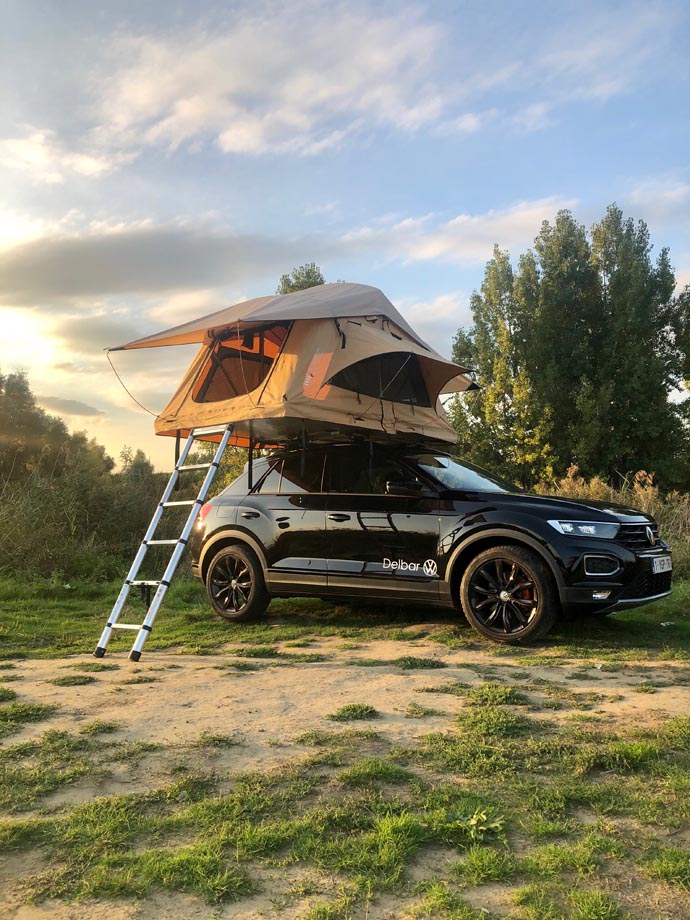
<box><xmin>445</xmin><ymin>528</ymin><xmax>566</xmax><ymax>608</ymax></box>
<box><xmin>199</xmin><ymin>530</ymin><xmax>269</xmax><ymax>584</ymax></box>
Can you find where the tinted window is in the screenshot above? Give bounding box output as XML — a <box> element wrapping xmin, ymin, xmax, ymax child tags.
<box><xmin>280</xmin><ymin>452</ymin><xmax>326</xmax><ymax>493</ymax></box>
<box><xmin>219</xmin><ymin>458</ymin><xmax>271</xmax><ymax>495</ymax></box>
<box><xmin>254</xmin><ymin>460</ymin><xmax>283</xmax><ymax>493</ymax></box>
<box><xmin>411</xmin><ymin>454</ymin><xmax>519</xmax><ymax>493</ymax></box>
<box><xmin>329</xmin><ymin>353</ymin><xmax>431</xmax><ymax>406</ymax></box>
<box><xmin>332</xmin><ymin>450</ymin><xmax>423</xmax><ymax>494</ymax></box>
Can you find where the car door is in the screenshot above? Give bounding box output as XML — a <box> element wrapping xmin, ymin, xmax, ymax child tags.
<box><xmin>237</xmin><ymin>450</ymin><xmax>329</xmax><ymax>595</ymax></box>
<box><xmin>326</xmin><ymin>446</ymin><xmax>440</xmax><ymax>601</ymax></box>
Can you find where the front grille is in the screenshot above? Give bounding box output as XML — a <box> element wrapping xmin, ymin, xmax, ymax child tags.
<box><xmin>619</xmin><ymin>569</ymin><xmax>672</xmax><ymax>599</ymax></box>
<box><xmin>616</xmin><ymin>522</ymin><xmax>660</xmax><ymax>551</ymax></box>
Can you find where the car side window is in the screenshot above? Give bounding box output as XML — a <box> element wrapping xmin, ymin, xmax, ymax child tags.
<box><xmin>252</xmin><ymin>459</ymin><xmax>283</xmax><ymax>494</ymax></box>
<box><xmin>279</xmin><ymin>452</ymin><xmax>326</xmax><ymax>493</ymax></box>
<box><xmin>334</xmin><ymin>452</ymin><xmax>417</xmax><ymax>494</ymax></box>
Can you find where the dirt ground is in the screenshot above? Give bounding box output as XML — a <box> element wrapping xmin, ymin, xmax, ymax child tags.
<box><xmin>2</xmin><ymin>637</ymin><xmax>690</xmax><ymax>919</ymax></box>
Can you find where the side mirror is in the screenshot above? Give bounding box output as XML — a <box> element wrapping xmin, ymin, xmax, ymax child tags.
<box><xmin>386</xmin><ymin>479</ymin><xmax>425</xmax><ymax>496</ymax></box>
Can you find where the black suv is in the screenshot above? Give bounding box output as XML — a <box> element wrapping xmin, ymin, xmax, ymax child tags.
<box><xmin>190</xmin><ymin>444</ymin><xmax>672</xmax><ymax>643</ymax></box>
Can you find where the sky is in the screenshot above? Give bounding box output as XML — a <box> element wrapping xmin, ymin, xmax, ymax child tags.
<box><xmin>1</xmin><ymin>0</ymin><xmax>689</xmax><ymax>470</ymax></box>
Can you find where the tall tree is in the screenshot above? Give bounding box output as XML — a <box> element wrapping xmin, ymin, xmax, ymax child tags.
<box><xmin>451</xmin><ymin>247</ymin><xmax>555</xmax><ymax>487</ymax></box>
<box><xmin>451</xmin><ymin>205</ymin><xmax>689</xmax><ymax>488</ymax></box>
<box><xmin>586</xmin><ymin>205</ymin><xmax>681</xmax><ymax>481</ymax></box>
<box><xmin>524</xmin><ymin>210</ymin><xmax>602</xmax><ymax>470</ymax></box>
<box><xmin>276</xmin><ymin>262</ymin><xmax>325</xmax><ymax>294</ymax></box>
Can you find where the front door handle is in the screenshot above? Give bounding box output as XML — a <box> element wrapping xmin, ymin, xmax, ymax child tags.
<box><xmin>328</xmin><ymin>513</ymin><xmax>351</xmax><ymax>522</ymax></box>
<box><xmin>241</xmin><ymin>511</ymin><xmax>260</xmax><ymax>519</ymax></box>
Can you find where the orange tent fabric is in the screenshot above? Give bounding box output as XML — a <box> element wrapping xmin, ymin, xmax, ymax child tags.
<box><xmin>111</xmin><ymin>284</ymin><xmax>475</xmax><ymax>446</ymax></box>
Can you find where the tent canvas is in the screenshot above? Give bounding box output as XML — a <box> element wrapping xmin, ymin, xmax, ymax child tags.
<box><xmin>111</xmin><ymin>283</ymin><xmax>474</xmax><ymax>447</ymax></box>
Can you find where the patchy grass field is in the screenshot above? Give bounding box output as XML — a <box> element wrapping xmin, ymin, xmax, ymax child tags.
<box><xmin>1</xmin><ymin>577</ymin><xmax>690</xmax><ymax>919</ymax></box>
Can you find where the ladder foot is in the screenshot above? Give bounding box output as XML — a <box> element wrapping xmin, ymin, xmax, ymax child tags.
<box><xmin>93</xmin><ymin>646</ymin><xmax>106</xmax><ymax>658</ymax></box>
<box><xmin>129</xmin><ymin>650</ymin><xmax>142</xmax><ymax>662</ymax></box>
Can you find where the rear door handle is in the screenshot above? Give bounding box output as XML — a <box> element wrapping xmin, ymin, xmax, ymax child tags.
<box><xmin>241</xmin><ymin>511</ymin><xmax>260</xmax><ymax>519</ymax></box>
<box><xmin>328</xmin><ymin>513</ymin><xmax>351</xmax><ymax>522</ymax></box>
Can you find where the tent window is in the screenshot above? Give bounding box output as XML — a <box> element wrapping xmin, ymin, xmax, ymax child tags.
<box><xmin>328</xmin><ymin>353</ymin><xmax>431</xmax><ymax>407</ymax></box>
<box><xmin>192</xmin><ymin>324</ymin><xmax>289</xmax><ymax>403</ymax></box>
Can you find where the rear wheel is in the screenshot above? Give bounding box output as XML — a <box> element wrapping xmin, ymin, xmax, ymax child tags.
<box><xmin>460</xmin><ymin>545</ymin><xmax>558</xmax><ymax>644</ymax></box>
<box><xmin>205</xmin><ymin>545</ymin><xmax>269</xmax><ymax>622</ymax></box>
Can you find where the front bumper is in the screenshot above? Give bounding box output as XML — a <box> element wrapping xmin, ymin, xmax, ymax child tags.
<box><xmin>561</xmin><ymin>542</ymin><xmax>672</xmax><ymax>614</ymax></box>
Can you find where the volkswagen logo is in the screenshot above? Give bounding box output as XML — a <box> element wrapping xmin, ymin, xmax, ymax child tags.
<box><xmin>423</xmin><ymin>559</ymin><xmax>438</xmax><ymax>577</ymax></box>
<box><xmin>646</xmin><ymin>526</ymin><xmax>656</xmax><ymax>546</ymax></box>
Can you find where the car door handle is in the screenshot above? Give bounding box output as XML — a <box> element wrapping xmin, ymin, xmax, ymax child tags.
<box><xmin>241</xmin><ymin>511</ymin><xmax>260</xmax><ymax>519</ymax></box>
<box><xmin>328</xmin><ymin>514</ymin><xmax>351</xmax><ymax>522</ymax></box>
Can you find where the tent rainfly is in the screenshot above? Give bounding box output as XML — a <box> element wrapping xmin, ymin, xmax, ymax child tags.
<box><xmin>110</xmin><ymin>283</ymin><xmax>476</xmax><ymax>447</ymax></box>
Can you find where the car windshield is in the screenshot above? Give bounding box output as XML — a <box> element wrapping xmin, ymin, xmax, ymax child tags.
<box><xmin>410</xmin><ymin>454</ymin><xmax>520</xmax><ymax>493</ymax></box>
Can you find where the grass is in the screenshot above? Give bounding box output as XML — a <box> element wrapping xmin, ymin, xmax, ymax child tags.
<box><xmin>1</xmin><ymin>574</ymin><xmax>688</xmax><ymax>662</ymax></box>
<box><xmin>347</xmin><ymin>655</ymin><xmax>447</xmax><ymax>670</ymax></box>
<box><xmin>326</xmin><ymin>704</ymin><xmax>379</xmax><ymax>722</ymax></box>
<box><xmin>336</xmin><ymin>758</ymin><xmax>415</xmax><ymax>787</ymax></box>
<box><xmin>405</xmin><ymin>701</ymin><xmax>445</xmax><ymax>718</ymax></box>
<box><xmin>1</xmin><ymin>575</ymin><xmax>690</xmax><ymax>916</ymax></box>
<box><xmin>48</xmin><ymin>674</ymin><xmax>98</xmax><ymax>687</ymax></box>
<box><xmin>0</xmin><ymin>702</ymin><xmax>58</xmax><ymax>738</ymax></box>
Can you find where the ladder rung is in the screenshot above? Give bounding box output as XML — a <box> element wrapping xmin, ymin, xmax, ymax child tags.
<box><xmin>147</xmin><ymin>539</ymin><xmax>179</xmax><ymax>545</ymax></box>
<box><xmin>193</xmin><ymin>425</ymin><xmax>232</xmax><ymax>437</ymax></box>
<box><xmin>163</xmin><ymin>500</ymin><xmax>198</xmax><ymax>507</ymax></box>
<box><xmin>110</xmin><ymin>623</ymin><xmax>143</xmax><ymax>631</ymax></box>
<box><xmin>179</xmin><ymin>463</ymin><xmax>212</xmax><ymax>471</ymax></box>
<box><xmin>130</xmin><ymin>580</ymin><xmax>161</xmax><ymax>586</ymax></box>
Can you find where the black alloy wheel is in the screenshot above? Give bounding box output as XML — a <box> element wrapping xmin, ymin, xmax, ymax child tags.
<box><xmin>205</xmin><ymin>545</ymin><xmax>269</xmax><ymax>622</ymax></box>
<box><xmin>460</xmin><ymin>545</ymin><xmax>557</xmax><ymax>643</ymax></box>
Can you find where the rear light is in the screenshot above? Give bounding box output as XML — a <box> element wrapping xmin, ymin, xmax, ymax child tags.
<box><xmin>197</xmin><ymin>503</ymin><xmax>213</xmax><ymax>525</ymax></box>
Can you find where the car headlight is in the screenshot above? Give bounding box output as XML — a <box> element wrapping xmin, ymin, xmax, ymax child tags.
<box><xmin>548</xmin><ymin>520</ymin><xmax>619</xmax><ymax>539</ymax></box>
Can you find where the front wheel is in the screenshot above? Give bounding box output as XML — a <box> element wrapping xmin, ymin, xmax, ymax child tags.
<box><xmin>205</xmin><ymin>545</ymin><xmax>269</xmax><ymax>622</ymax></box>
<box><xmin>460</xmin><ymin>545</ymin><xmax>558</xmax><ymax>644</ymax></box>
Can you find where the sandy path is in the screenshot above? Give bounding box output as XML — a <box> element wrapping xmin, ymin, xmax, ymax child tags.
<box><xmin>2</xmin><ymin>639</ymin><xmax>690</xmax><ymax>919</ymax></box>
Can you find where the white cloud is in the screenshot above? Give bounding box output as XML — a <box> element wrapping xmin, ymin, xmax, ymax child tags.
<box><xmin>0</xmin><ymin>196</ymin><xmax>577</xmax><ymax>308</ymax></box>
<box><xmin>0</xmin><ymin>209</ymin><xmax>47</xmax><ymax>252</ymax></box>
<box><xmin>344</xmin><ymin>196</ymin><xmax>577</xmax><ymax>266</ymax></box>
<box><xmin>625</xmin><ymin>175</ymin><xmax>690</xmax><ymax>223</ymax></box>
<box><xmin>0</xmin><ymin>129</ymin><xmax>130</xmax><ymax>184</ymax></box>
<box><xmin>94</xmin><ymin>6</ymin><xmax>444</xmax><ymax>157</ymax></box>
<box><xmin>395</xmin><ymin>292</ymin><xmax>472</xmax><ymax>357</ymax></box>
<box><xmin>532</xmin><ymin>5</ymin><xmax>673</xmax><ymax>103</ymax></box>
<box><xmin>146</xmin><ymin>288</ymin><xmax>230</xmax><ymax>325</ymax></box>
<box><xmin>511</xmin><ymin>102</ymin><xmax>553</xmax><ymax>133</ymax></box>
<box><xmin>36</xmin><ymin>396</ymin><xmax>105</xmax><ymax>417</ymax></box>
<box><xmin>435</xmin><ymin>110</ymin><xmax>493</xmax><ymax>136</ymax></box>
<box><xmin>0</xmin><ymin>2</ymin><xmax>676</xmax><ymax>183</ymax></box>
<box><xmin>0</xmin><ymin>218</ymin><xmax>316</xmax><ymax>305</ymax></box>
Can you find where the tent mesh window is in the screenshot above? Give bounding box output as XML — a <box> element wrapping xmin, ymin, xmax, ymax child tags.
<box><xmin>192</xmin><ymin>324</ymin><xmax>289</xmax><ymax>403</ymax></box>
<box><xmin>329</xmin><ymin>352</ymin><xmax>432</xmax><ymax>407</ymax></box>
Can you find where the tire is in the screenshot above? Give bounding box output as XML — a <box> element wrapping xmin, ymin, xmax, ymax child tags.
<box><xmin>459</xmin><ymin>545</ymin><xmax>558</xmax><ymax>644</ymax></box>
<box><xmin>205</xmin><ymin>545</ymin><xmax>269</xmax><ymax>622</ymax></box>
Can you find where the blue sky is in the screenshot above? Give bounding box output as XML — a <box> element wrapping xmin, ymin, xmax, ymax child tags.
<box><xmin>1</xmin><ymin>0</ymin><xmax>689</xmax><ymax>468</ymax></box>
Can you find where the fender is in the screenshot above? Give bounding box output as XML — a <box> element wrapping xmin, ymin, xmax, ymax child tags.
<box><xmin>198</xmin><ymin>527</ymin><xmax>269</xmax><ymax>580</ymax></box>
<box><xmin>444</xmin><ymin>526</ymin><xmax>568</xmax><ymax>606</ymax></box>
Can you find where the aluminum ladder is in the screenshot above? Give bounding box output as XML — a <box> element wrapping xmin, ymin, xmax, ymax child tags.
<box><xmin>94</xmin><ymin>424</ymin><xmax>234</xmax><ymax>661</ymax></box>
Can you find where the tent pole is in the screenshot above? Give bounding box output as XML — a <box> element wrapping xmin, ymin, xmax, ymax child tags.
<box><xmin>248</xmin><ymin>421</ymin><xmax>254</xmax><ymax>491</ymax></box>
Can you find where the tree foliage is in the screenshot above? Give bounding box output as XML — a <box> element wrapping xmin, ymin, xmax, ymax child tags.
<box><xmin>452</xmin><ymin>205</ymin><xmax>689</xmax><ymax>488</ymax></box>
<box><xmin>276</xmin><ymin>262</ymin><xmax>325</xmax><ymax>294</ymax></box>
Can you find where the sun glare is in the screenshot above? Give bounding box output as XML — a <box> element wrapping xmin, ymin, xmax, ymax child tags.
<box><xmin>0</xmin><ymin>309</ymin><xmax>59</xmax><ymax>369</ymax></box>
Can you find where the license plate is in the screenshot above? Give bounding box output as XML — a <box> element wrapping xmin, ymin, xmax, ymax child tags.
<box><xmin>652</xmin><ymin>556</ymin><xmax>672</xmax><ymax>574</ymax></box>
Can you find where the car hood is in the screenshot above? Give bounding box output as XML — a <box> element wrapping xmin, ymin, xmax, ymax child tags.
<box><xmin>445</xmin><ymin>490</ymin><xmax>653</xmax><ymax>523</ymax></box>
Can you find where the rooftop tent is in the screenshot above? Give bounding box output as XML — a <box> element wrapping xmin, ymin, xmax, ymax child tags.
<box><xmin>110</xmin><ymin>283</ymin><xmax>475</xmax><ymax>447</ymax></box>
